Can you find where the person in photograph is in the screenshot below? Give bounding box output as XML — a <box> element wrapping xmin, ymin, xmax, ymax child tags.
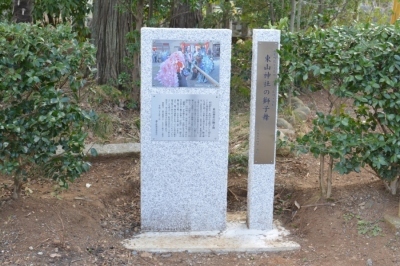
<box><xmin>191</xmin><ymin>48</ymin><xmax>214</xmax><ymax>83</ymax></box>
<box><xmin>177</xmin><ymin>61</ymin><xmax>189</xmax><ymax>87</ymax></box>
<box><xmin>160</xmin><ymin>50</ymin><xmax>170</xmax><ymax>62</ymax></box>
<box><xmin>152</xmin><ymin>50</ymin><xmax>157</xmax><ymax>63</ymax></box>
<box><xmin>184</xmin><ymin>46</ymin><xmax>193</xmax><ymax>73</ymax></box>
<box><xmin>155</xmin><ymin>51</ymin><xmax>187</xmax><ymax>87</ymax></box>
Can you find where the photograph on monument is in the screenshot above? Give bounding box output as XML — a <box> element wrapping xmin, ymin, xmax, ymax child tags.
<box><xmin>151</xmin><ymin>40</ymin><xmax>220</xmax><ymax>88</ymax></box>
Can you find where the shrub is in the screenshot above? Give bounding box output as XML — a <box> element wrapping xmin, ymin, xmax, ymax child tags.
<box><xmin>281</xmin><ymin>23</ymin><xmax>400</xmax><ymax>196</ymax></box>
<box><xmin>0</xmin><ymin>23</ymin><xmax>97</xmax><ymax>199</ymax></box>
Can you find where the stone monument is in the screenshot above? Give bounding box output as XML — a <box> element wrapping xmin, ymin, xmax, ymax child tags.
<box><xmin>140</xmin><ymin>28</ymin><xmax>232</xmax><ymax>231</ymax></box>
<box><xmin>123</xmin><ymin>28</ymin><xmax>299</xmax><ymax>253</ymax></box>
<box><xmin>247</xmin><ymin>29</ymin><xmax>280</xmax><ymax>230</ymax></box>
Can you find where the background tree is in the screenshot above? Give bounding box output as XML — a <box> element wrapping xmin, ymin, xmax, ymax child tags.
<box><xmin>233</xmin><ymin>0</ymin><xmax>389</xmax><ymax>32</ymax></box>
<box><xmin>235</xmin><ymin>0</ymin><xmax>291</xmax><ymax>29</ymax></box>
<box><xmin>202</xmin><ymin>1</ymin><xmax>236</xmax><ymax>29</ymax></box>
<box><xmin>33</xmin><ymin>0</ymin><xmax>92</xmax><ymax>41</ymax></box>
<box><xmin>91</xmin><ymin>0</ymin><xmax>134</xmax><ymax>91</ymax></box>
<box><xmin>290</xmin><ymin>0</ymin><xmax>296</xmax><ymax>31</ymax></box>
<box><xmin>169</xmin><ymin>0</ymin><xmax>202</xmax><ymax>28</ymax></box>
<box><xmin>12</xmin><ymin>0</ymin><xmax>32</xmax><ymax>23</ymax></box>
<box><xmin>129</xmin><ymin>0</ymin><xmax>144</xmax><ymax>104</ymax></box>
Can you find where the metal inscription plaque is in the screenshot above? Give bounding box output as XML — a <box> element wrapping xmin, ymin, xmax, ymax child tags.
<box><xmin>151</xmin><ymin>94</ymin><xmax>219</xmax><ymax>141</ymax></box>
<box><xmin>254</xmin><ymin>42</ymin><xmax>279</xmax><ymax>164</ymax></box>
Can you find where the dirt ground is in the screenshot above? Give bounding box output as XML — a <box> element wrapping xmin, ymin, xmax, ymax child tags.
<box><xmin>1</xmin><ymin>91</ymin><xmax>400</xmax><ymax>265</ymax></box>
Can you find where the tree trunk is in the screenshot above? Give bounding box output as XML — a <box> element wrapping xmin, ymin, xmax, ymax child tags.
<box><xmin>326</xmin><ymin>155</ymin><xmax>333</xmax><ymax>198</ymax></box>
<box><xmin>296</xmin><ymin>0</ymin><xmax>303</xmax><ymax>31</ymax></box>
<box><xmin>132</xmin><ymin>0</ymin><xmax>144</xmax><ymax>104</ymax></box>
<box><xmin>389</xmin><ymin>178</ymin><xmax>398</xmax><ymax>195</ymax></box>
<box><xmin>318</xmin><ymin>0</ymin><xmax>325</xmax><ymax>26</ymax></box>
<box><xmin>222</xmin><ymin>0</ymin><xmax>231</xmax><ymax>29</ymax></box>
<box><xmin>353</xmin><ymin>0</ymin><xmax>360</xmax><ymax>20</ymax></box>
<box><xmin>12</xmin><ymin>162</ymin><xmax>24</xmax><ymax>200</ymax></box>
<box><xmin>170</xmin><ymin>0</ymin><xmax>202</xmax><ymax>28</ymax></box>
<box><xmin>149</xmin><ymin>0</ymin><xmax>154</xmax><ymax>21</ymax></box>
<box><xmin>290</xmin><ymin>0</ymin><xmax>296</xmax><ymax>32</ymax></box>
<box><xmin>12</xmin><ymin>175</ymin><xmax>22</xmax><ymax>200</ymax></box>
<box><xmin>91</xmin><ymin>0</ymin><xmax>133</xmax><ymax>87</ymax></box>
<box><xmin>235</xmin><ymin>3</ymin><xmax>248</xmax><ymax>37</ymax></box>
<box><xmin>319</xmin><ymin>154</ymin><xmax>327</xmax><ymax>196</ymax></box>
<box><xmin>268</xmin><ymin>1</ymin><xmax>276</xmax><ymax>24</ymax></box>
<box><xmin>206</xmin><ymin>2</ymin><xmax>212</xmax><ymax>16</ymax></box>
<box><xmin>12</xmin><ymin>0</ymin><xmax>33</xmax><ymax>23</ymax></box>
<box><xmin>318</xmin><ymin>0</ymin><xmax>324</xmax><ymax>15</ymax></box>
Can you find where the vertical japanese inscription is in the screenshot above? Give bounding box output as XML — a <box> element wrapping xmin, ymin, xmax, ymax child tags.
<box><xmin>254</xmin><ymin>42</ymin><xmax>279</xmax><ymax>164</ymax></box>
<box><xmin>151</xmin><ymin>94</ymin><xmax>219</xmax><ymax>141</ymax></box>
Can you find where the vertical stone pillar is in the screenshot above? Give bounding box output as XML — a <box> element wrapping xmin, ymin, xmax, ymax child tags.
<box><xmin>247</xmin><ymin>29</ymin><xmax>280</xmax><ymax>230</ymax></box>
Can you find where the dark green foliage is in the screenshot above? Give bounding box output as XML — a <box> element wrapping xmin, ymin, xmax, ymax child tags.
<box><xmin>281</xmin><ymin>23</ymin><xmax>400</xmax><ymax>191</ymax></box>
<box><xmin>33</xmin><ymin>0</ymin><xmax>92</xmax><ymax>41</ymax></box>
<box><xmin>228</xmin><ymin>154</ymin><xmax>248</xmax><ymax>173</ymax></box>
<box><xmin>0</xmin><ymin>0</ymin><xmax>91</xmax><ymax>40</ymax></box>
<box><xmin>235</xmin><ymin>0</ymin><xmax>371</xmax><ymax>31</ymax></box>
<box><xmin>202</xmin><ymin>1</ymin><xmax>236</xmax><ymax>29</ymax></box>
<box><xmin>0</xmin><ymin>0</ymin><xmax>12</xmax><ymax>22</ymax></box>
<box><xmin>0</xmin><ymin>23</ymin><xmax>96</xmax><ymax>197</ymax></box>
<box><xmin>236</xmin><ymin>0</ymin><xmax>290</xmax><ymax>28</ymax></box>
<box><xmin>117</xmin><ymin>29</ymin><xmax>140</xmax><ymax>99</ymax></box>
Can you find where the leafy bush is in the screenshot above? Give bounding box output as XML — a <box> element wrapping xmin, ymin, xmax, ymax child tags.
<box><xmin>281</xmin><ymin>23</ymin><xmax>400</xmax><ymax>195</ymax></box>
<box><xmin>0</xmin><ymin>23</ymin><xmax>97</xmax><ymax>199</ymax></box>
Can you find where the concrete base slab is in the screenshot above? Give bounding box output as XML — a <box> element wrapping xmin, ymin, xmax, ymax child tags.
<box><xmin>384</xmin><ymin>214</ymin><xmax>400</xmax><ymax>231</ymax></box>
<box><xmin>86</xmin><ymin>143</ymin><xmax>141</xmax><ymax>156</ymax></box>
<box><xmin>122</xmin><ymin>212</ymin><xmax>300</xmax><ymax>253</ymax></box>
<box><xmin>57</xmin><ymin>143</ymin><xmax>141</xmax><ymax>157</ymax></box>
